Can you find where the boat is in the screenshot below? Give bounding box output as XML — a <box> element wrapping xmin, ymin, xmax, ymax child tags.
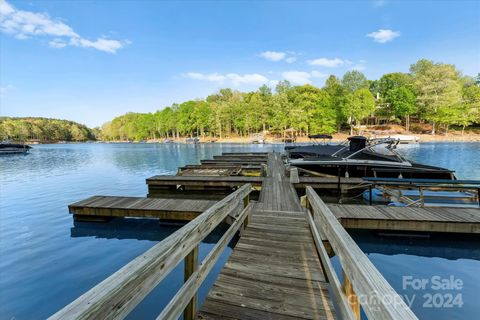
<box><xmin>249</xmin><ymin>134</ymin><xmax>265</xmax><ymax>144</ymax></box>
<box><xmin>285</xmin><ymin>134</ymin><xmax>342</xmax><ymax>158</ymax></box>
<box><xmin>0</xmin><ymin>141</ymin><xmax>32</xmax><ymax>154</ymax></box>
<box><xmin>374</xmin><ymin>134</ymin><xmax>419</xmax><ymax>144</ymax></box>
<box><xmin>185</xmin><ymin>137</ymin><xmax>200</xmax><ymax>144</ymax></box>
<box><xmin>286</xmin><ymin>136</ymin><xmax>455</xmax><ymax>179</ymax></box>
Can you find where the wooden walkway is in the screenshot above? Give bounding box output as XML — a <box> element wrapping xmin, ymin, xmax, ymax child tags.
<box><xmin>69</xmin><ymin>196</ymin><xmax>216</xmax><ymax>221</ymax></box>
<box><xmin>198</xmin><ymin>153</ymin><xmax>335</xmax><ymax>319</ymax></box>
<box><xmin>330</xmin><ymin>204</ymin><xmax>480</xmax><ymax>234</ymax></box>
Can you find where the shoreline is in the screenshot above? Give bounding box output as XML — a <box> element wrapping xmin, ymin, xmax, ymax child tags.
<box><xmin>19</xmin><ymin>132</ymin><xmax>480</xmax><ymax>145</ymax></box>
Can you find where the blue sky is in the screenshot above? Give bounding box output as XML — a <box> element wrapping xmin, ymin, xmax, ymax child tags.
<box><xmin>1</xmin><ymin>0</ymin><xmax>479</xmax><ymax>128</ymax></box>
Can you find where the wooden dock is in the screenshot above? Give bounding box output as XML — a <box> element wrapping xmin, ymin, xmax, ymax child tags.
<box><xmin>59</xmin><ymin>150</ymin><xmax>480</xmax><ymax>320</ymax></box>
<box><xmin>330</xmin><ymin>204</ymin><xmax>480</xmax><ymax>234</ymax></box>
<box><xmin>198</xmin><ymin>153</ymin><xmax>336</xmax><ymax>319</ymax></box>
<box><xmin>69</xmin><ymin>196</ymin><xmax>216</xmax><ymax>221</ymax></box>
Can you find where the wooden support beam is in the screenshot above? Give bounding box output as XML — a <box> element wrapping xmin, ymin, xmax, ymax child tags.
<box><xmin>183</xmin><ymin>246</ymin><xmax>198</xmax><ymax>320</ymax></box>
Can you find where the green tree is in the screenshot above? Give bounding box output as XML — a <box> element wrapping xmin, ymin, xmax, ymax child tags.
<box><xmin>343</xmin><ymin>88</ymin><xmax>376</xmax><ymax>135</ymax></box>
<box><xmin>457</xmin><ymin>83</ymin><xmax>480</xmax><ymax>134</ymax></box>
<box><xmin>324</xmin><ymin>75</ymin><xmax>346</xmax><ymax>132</ymax></box>
<box><xmin>410</xmin><ymin>59</ymin><xmax>463</xmax><ymax>134</ymax></box>
<box><xmin>386</xmin><ymin>86</ymin><xmax>417</xmax><ymax>132</ymax></box>
<box><xmin>342</xmin><ymin>70</ymin><xmax>368</xmax><ymax>93</ymax></box>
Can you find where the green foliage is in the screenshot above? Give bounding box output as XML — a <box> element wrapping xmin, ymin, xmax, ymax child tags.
<box><xmin>410</xmin><ymin>59</ymin><xmax>463</xmax><ymax>133</ymax></box>
<box><xmin>0</xmin><ymin>117</ymin><xmax>95</xmax><ymax>141</ymax></box>
<box><xmin>13</xmin><ymin>59</ymin><xmax>473</xmax><ymax>142</ymax></box>
<box><xmin>457</xmin><ymin>83</ymin><xmax>480</xmax><ymax>129</ymax></box>
<box><xmin>100</xmin><ymin>59</ymin><xmax>479</xmax><ymax>140</ymax></box>
<box><xmin>324</xmin><ymin>75</ymin><xmax>347</xmax><ymax>131</ymax></box>
<box><xmin>386</xmin><ymin>86</ymin><xmax>417</xmax><ymax>117</ymax></box>
<box><xmin>341</xmin><ymin>70</ymin><xmax>368</xmax><ymax>92</ymax></box>
<box><xmin>343</xmin><ymin>88</ymin><xmax>376</xmax><ymax>134</ymax></box>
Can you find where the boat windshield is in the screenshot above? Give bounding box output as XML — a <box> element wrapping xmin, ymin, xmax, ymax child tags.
<box><xmin>345</xmin><ymin>139</ymin><xmax>407</xmax><ymax>163</ymax></box>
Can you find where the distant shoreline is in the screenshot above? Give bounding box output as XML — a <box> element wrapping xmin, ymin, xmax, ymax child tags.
<box><xmin>16</xmin><ymin>132</ymin><xmax>480</xmax><ymax>145</ymax></box>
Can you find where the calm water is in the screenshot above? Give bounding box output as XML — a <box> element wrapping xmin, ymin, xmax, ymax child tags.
<box><xmin>0</xmin><ymin>142</ymin><xmax>479</xmax><ymax>319</ymax></box>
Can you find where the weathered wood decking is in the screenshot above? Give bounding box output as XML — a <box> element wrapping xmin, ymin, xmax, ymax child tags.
<box><xmin>198</xmin><ymin>153</ymin><xmax>336</xmax><ymax>319</ymax></box>
<box><xmin>69</xmin><ymin>196</ymin><xmax>216</xmax><ymax>220</ymax></box>
<box><xmin>330</xmin><ymin>204</ymin><xmax>480</xmax><ymax>234</ymax></box>
<box><xmin>58</xmin><ymin>151</ymin><xmax>427</xmax><ymax>319</ymax></box>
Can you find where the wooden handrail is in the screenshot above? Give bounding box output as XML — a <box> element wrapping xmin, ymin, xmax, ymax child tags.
<box><xmin>157</xmin><ymin>203</ymin><xmax>252</xmax><ymax>320</ymax></box>
<box><xmin>305</xmin><ymin>187</ymin><xmax>418</xmax><ymax>320</ymax></box>
<box><xmin>50</xmin><ymin>184</ymin><xmax>252</xmax><ymax>320</ymax></box>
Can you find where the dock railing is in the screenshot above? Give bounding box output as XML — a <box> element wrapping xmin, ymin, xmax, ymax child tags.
<box><xmin>305</xmin><ymin>186</ymin><xmax>418</xmax><ymax>320</ymax></box>
<box><xmin>50</xmin><ymin>183</ymin><xmax>252</xmax><ymax>320</ymax></box>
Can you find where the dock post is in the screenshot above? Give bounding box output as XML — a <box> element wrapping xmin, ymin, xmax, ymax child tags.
<box><xmin>184</xmin><ymin>246</ymin><xmax>198</xmax><ymax>320</ymax></box>
<box><xmin>477</xmin><ymin>188</ymin><xmax>480</xmax><ymax>208</ymax></box>
<box><xmin>337</xmin><ymin>167</ymin><xmax>341</xmax><ymax>194</ymax></box>
<box><xmin>243</xmin><ymin>194</ymin><xmax>250</xmax><ymax>226</ymax></box>
<box><xmin>419</xmin><ymin>186</ymin><xmax>425</xmax><ymax>207</ymax></box>
<box><xmin>343</xmin><ymin>269</ymin><xmax>361</xmax><ymax>320</ymax></box>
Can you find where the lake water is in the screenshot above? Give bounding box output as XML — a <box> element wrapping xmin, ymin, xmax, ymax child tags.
<box><xmin>0</xmin><ymin>142</ymin><xmax>479</xmax><ymax>319</ymax></box>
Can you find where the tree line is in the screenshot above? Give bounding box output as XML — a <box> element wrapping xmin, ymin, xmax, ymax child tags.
<box><xmin>101</xmin><ymin>59</ymin><xmax>480</xmax><ymax>141</ymax></box>
<box><xmin>0</xmin><ymin>117</ymin><xmax>97</xmax><ymax>142</ymax></box>
<box><xmin>2</xmin><ymin>59</ymin><xmax>479</xmax><ymax>143</ymax></box>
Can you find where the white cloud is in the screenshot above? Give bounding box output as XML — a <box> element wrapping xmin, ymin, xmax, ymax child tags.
<box><xmin>307</xmin><ymin>57</ymin><xmax>345</xmax><ymax>67</ymax></box>
<box><xmin>183</xmin><ymin>69</ymin><xmax>326</xmax><ymax>87</ymax></box>
<box><xmin>0</xmin><ymin>0</ymin><xmax>128</xmax><ymax>53</ymax></box>
<box><xmin>260</xmin><ymin>51</ymin><xmax>298</xmax><ymax>63</ymax></box>
<box><xmin>260</xmin><ymin>51</ymin><xmax>286</xmax><ymax>62</ymax></box>
<box><xmin>311</xmin><ymin>71</ymin><xmax>328</xmax><ymax>78</ymax></box>
<box><xmin>183</xmin><ymin>72</ymin><xmax>269</xmax><ymax>86</ymax></box>
<box><xmin>226</xmin><ymin>73</ymin><xmax>269</xmax><ymax>86</ymax></box>
<box><xmin>367</xmin><ymin>29</ymin><xmax>400</xmax><ymax>43</ymax></box>
<box><xmin>351</xmin><ymin>64</ymin><xmax>366</xmax><ymax>71</ymax></box>
<box><xmin>281</xmin><ymin>70</ymin><xmax>327</xmax><ymax>85</ymax></box>
<box><xmin>183</xmin><ymin>72</ymin><xmax>226</xmax><ymax>82</ymax></box>
<box><xmin>282</xmin><ymin>71</ymin><xmax>311</xmax><ymax>85</ymax></box>
<box><xmin>285</xmin><ymin>57</ymin><xmax>297</xmax><ymax>63</ymax></box>
<box><xmin>48</xmin><ymin>38</ymin><xmax>67</xmax><ymax>48</ymax></box>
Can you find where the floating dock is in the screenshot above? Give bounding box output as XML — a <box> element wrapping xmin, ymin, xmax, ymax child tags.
<box><xmin>198</xmin><ymin>153</ymin><xmax>335</xmax><ymax>319</ymax></box>
<box><xmin>55</xmin><ymin>150</ymin><xmax>480</xmax><ymax>320</ymax></box>
<box><xmin>330</xmin><ymin>204</ymin><xmax>480</xmax><ymax>234</ymax></box>
<box><xmin>69</xmin><ymin>196</ymin><xmax>216</xmax><ymax>221</ymax></box>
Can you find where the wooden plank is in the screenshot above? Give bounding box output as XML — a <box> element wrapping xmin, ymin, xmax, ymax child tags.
<box><xmin>50</xmin><ymin>184</ymin><xmax>252</xmax><ymax>320</ymax></box>
<box><xmin>157</xmin><ymin>204</ymin><xmax>252</xmax><ymax>320</ymax></box>
<box><xmin>306</xmin><ymin>187</ymin><xmax>418</xmax><ymax>320</ymax></box>
<box><xmin>290</xmin><ymin>167</ymin><xmax>300</xmax><ymax>184</ymax></box>
<box><xmin>146</xmin><ymin>175</ymin><xmax>263</xmax><ymax>188</ymax></box>
<box><xmin>69</xmin><ymin>196</ymin><xmax>217</xmax><ymax>220</ymax></box>
<box><xmin>199</xmin><ymin>153</ymin><xmax>335</xmax><ymax>320</ymax></box>
<box><xmin>306</xmin><ymin>210</ymin><xmax>356</xmax><ymax>320</ymax></box>
<box><xmin>328</xmin><ymin>204</ymin><xmax>480</xmax><ymax>234</ymax></box>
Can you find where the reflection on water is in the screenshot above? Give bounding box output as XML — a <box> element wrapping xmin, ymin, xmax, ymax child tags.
<box><xmin>396</xmin><ymin>142</ymin><xmax>480</xmax><ymax>179</ymax></box>
<box><xmin>351</xmin><ymin>230</ymin><xmax>480</xmax><ymax>261</ymax></box>
<box><xmin>331</xmin><ymin>230</ymin><xmax>480</xmax><ymax>320</ymax></box>
<box><xmin>0</xmin><ymin>143</ymin><xmax>282</xmax><ymax>319</ymax></box>
<box><xmin>0</xmin><ymin>142</ymin><xmax>479</xmax><ymax>319</ymax></box>
<box><xmin>71</xmin><ymin>218</ymin><xmax>236</xmax><ymax>247</ymax></box>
